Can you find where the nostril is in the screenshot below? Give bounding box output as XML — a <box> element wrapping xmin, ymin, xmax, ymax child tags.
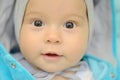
<box><xmin>56</xmin><ymin>40</ymin><xmax>59</xmax><ymax>43</ymax></box>
<box><xmin>47</xmin><ymin>40</ymin><xmax>51</xmax><ymax>43</ymax></box>
<box><xmin>46</xmin><ymin>39</ymin><xmax>60</xmax><ymax>43</ymax></box>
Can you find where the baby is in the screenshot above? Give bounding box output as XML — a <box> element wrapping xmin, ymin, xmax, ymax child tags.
<box><xmin>15</xmin><ymin>0</ymin><xmax>93</xmax><ymax>79</ymax></box>
<box><xmin>0</xmin><ymin>0</ymin><xmax>117</xmax><ymax>80</ymax></box>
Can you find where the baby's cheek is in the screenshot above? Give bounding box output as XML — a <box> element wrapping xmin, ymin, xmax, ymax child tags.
<box><xmin>70</xmin><ymin>52</ymin><xmax>83</xmax><ymax>63</ymax></box>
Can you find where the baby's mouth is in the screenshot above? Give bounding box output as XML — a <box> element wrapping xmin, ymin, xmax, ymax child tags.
<box><xmin>41</xmin><ymin>52</ymin><xmax>63</xmax><ymax>61</ymax></box>
<box><xmin>42</xmin><ymin>52</ymin><xmax>63</xmax><ymax>57</ymax></box>
<box><xmin>45</xmin><ymin>53</ymin><xmax>59</xmax><ymax>56</ymax></box>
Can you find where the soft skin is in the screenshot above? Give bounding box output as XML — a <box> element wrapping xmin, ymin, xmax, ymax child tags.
<box><xmin>20</xmin><ymin>0</ymin><xmax>88</xmax><ymax>72</ymax></box>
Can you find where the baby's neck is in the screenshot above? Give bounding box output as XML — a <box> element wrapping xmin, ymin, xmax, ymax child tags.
<box><xmin>33</xmin><ymin>65</ymin><xmax>78</xmax><ymax>80</ymax></box>
<box><xmin>53</xmin><ymin>75</ymin><xmax>69</xmax><ymax>80</ymax></box>
<box><xmin>52</xmin><ymin>66</ymin><xmax>78</xmax><ymax>80</ymax></box>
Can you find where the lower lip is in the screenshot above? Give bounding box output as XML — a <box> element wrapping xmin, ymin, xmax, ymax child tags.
<box><xmin>41</xmin><ymin>54</ymin><xmax>62</xmax><ymax>61</ymax></box>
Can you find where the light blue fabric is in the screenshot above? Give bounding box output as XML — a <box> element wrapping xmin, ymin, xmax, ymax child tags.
<box><xmin>0</xmin><ymin>44</ymin><xmax>35</xmax><ymax>80</ymax></box>
<box><xmin>0</xmin><ymin>43</ymin><xmax>117</xmax><ymax>80</ymax></box>
<box><xmin>111</xmin><ymin>0</ymin><xmax>120</xmax><ymax>79</ymax></box>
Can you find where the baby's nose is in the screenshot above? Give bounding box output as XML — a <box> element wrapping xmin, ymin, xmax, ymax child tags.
<box><xmin>44</xmin><ymin>29</ymin><xmax>62</xmax><ymax>44</ymax></box>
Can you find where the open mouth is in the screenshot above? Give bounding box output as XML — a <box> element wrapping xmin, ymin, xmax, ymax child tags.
<box><xmin>44</xmin><ymin>53</ymin><xmax>60</xmax><ymax>57</ymax></box>
<box><xmin>41</xmin><ymin>52</ymin><xmax>63</xmax><ymax>61</ymax></box>
<box><xmin>42</xmin><ymin>53</ymin><xmax>62</xmax><ymax>57</ymax></box>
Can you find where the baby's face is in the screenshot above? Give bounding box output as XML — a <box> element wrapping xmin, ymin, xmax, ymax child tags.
<box><xmin>20</xmin><ymin>0</ymin><xmax>88</xmax><ymax>72</ymax></box>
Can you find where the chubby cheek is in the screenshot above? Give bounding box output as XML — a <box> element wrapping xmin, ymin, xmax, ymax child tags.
<box><xmin>19</xmin><ymin>26</ymin><xmax>40</xmax><ymax>61</ymax></box>
<box><xmin>66</xmin><ymin>44</ymin><xmax>86</xmax><ymax>64</ymax></box>
<box><xmin>64</xmin><ymin>34</ymin><xmax>88</xmax><ymax>64</ymax></box>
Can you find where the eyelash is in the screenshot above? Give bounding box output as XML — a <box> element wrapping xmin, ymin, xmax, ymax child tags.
<box><xmin>31</xmin><ymin>19</ymin><xmax>79</xmax><ymax>29</ymax></box>
<box><xmin>32</xmin><ymin>20</ymin><xmax>44</xmax><ymax>27</ymax></box>
<box><xmin>63</xmin><ymin>21</ymin><xmax>77</xmax><ymax>29</ymax></box>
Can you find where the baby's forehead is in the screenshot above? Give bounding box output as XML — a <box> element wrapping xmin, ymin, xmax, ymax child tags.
<box><xmin>25</xmin><ymin>0</ymin><xmax>87</xmax><ymax>18</ymax></box>
<box><xmin>27</xmin><ymin>0</ymin><xmax>86</xmax><ymax>7</ymax></box>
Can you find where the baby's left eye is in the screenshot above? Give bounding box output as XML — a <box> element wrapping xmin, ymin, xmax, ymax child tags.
<box><xmin>32</xmin><ymin>20</ymin><xmax>43</xmax><ymax>27</ymax></box>
<box><xmin>64</xmin><ymin>21</ymin><xmax>76</xmax><ymax>29</ymax></box>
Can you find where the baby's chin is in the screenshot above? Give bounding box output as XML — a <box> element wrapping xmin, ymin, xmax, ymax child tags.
<box><xmin>39</xmin><ymin>65</ymin><xmax>68</xmax><ymax>73</ymax></box>
<box><xmin>35</xmin><ymin>63</ymin><xmax>73</xmax><ymax>73</ymax></box>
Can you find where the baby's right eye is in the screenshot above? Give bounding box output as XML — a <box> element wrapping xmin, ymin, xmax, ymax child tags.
<box><xmin>32</xmin><ymin>20</ymin><xmax>43</xmax><ymax>27</ymax></box>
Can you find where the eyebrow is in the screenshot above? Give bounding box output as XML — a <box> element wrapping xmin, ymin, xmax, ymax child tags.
<box><xmin>25</xmin><ymin>11</ymin><xmax>86</xmax><ymax>20</ymax></box>
<box><xmin>67</xmin><ymin>13</ymin><xmax>85</xmax><ymax>19</ymax></box>
<box><xmin>25</xmin><ymin>11</ymin><xmax>45</xmax><ymax>17</ymax></box>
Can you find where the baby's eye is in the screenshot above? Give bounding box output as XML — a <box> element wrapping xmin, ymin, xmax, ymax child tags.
<box><xmin>64</xmin><ymin>21</ymin><xmax>76</xmax><ymax>29</ymax></box>
<box><xmin>32</xmin><ymin>20</ymin><xmax>43</xmax><ymax>27</ymax></box>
